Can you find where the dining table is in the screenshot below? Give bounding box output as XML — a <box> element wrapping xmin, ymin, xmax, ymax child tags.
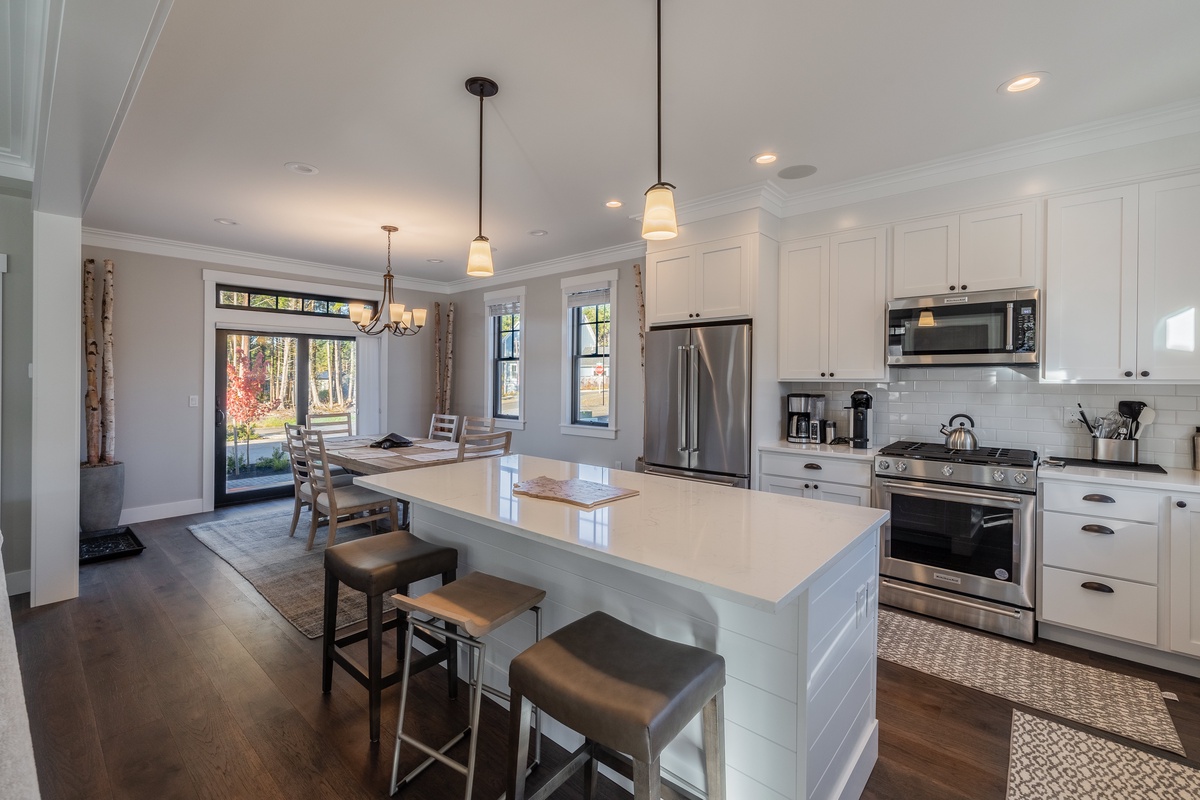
<box><xmin>322</xmin><ymin>435</ymin><xmax>464</xmax><ymax>476</ymax></box>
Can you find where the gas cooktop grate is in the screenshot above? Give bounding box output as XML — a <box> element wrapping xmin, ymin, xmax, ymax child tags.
<box><xmin>878</xmin><ymin>440</ymin><xmax>1038</xmax><ymax>468</ymax></box>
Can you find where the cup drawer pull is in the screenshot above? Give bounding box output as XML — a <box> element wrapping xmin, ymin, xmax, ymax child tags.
<box><xmin>1080</xmin><ymin>524</ymin><xmax>1115</xmax><ymax>535</ymax></box>
<box><xmin>803</xmin><ymin>463</ymin><xmax>823</xmax><ymax>470</ymax></box>
<box><xmin>1081</xmin><ymin>581</ymin><xmax>1115</xmax><ymax>594</ymax></box>
<box><xmin>1082</xmin><ymin>493</ymin><xmax>1116</xmax><ymax>503</ymax></box>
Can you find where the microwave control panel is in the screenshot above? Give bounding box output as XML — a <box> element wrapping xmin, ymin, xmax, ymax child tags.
<box><xmin>1014</xmin><ymin>303</ymin><xmax>1036</xmax><ymax>352</ymax></box>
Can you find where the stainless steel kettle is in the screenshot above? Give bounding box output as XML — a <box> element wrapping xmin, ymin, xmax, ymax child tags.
<box><xmin>940</xmin><ymin>414</ymin><xmax>979</xmax><ymax>450</ymax></box>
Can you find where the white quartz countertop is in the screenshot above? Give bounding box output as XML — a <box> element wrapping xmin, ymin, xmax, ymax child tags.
<box><xmin>357</xmin><ymin>455</ymin><xmax>889</xmax><ymax>613</ymax></box>
<box><xmin>1039</xmin><ymin>462</ymin><xmax>1200</xmax><ymax>493</ymax></box>
<box><xmin>758</xmin><ymin>441</ymin><xmax>878</xmax><ymax>461</ymax></box>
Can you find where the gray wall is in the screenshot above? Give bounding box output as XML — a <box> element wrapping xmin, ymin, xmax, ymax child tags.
<box><xmin>0</xmin><ymin>190</ymin><xmax>34</xmax><ymax>575</ymax></box>
<box><xmin>447</xmin><ymin>259</ymin><xmax>645</xmax><ymax>469</ymax></box>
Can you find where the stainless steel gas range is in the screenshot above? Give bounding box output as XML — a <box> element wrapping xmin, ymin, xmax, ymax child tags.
<box><xmin>873</xmin><ymin>441</ymin><xmax>1038</xmax><ymax>642</ymax></box>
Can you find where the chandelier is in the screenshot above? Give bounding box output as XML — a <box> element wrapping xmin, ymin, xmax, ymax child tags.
<box><xmin>350</xmin><ymin>225</ymin><xmax>427</xmax><ymax>336</ymax></box>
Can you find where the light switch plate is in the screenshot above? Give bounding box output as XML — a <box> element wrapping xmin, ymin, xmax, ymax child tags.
<box><xmin>189</xmin><ymin>395</ymin><xmax>199</xmax><ymax>407</ymax></box>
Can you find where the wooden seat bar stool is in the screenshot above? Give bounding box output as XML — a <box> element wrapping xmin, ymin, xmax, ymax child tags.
<box><xmin>390</xmin><ymin>571</ymin><xmax>546</xmax><ymax>799</ymax></box>
<box><xmin>322</xmin><ymin>531</ymin><xmax>460</xmax><ymax>743</ymax></box>
<box><xmin>506</xmin><ymin>612</ymin><xmax>727</xmax><ymax>800</ymax></box>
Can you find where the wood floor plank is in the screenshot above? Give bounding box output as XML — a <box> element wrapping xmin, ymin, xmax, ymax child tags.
<box><xmin>164</xmin><ymin>694</ymin><xmax>288</xmax><ymax>800</ymax></box>
<box><xmin>100</xmin><ymin>718</ymin><xmax>195</xmax><ymax>800</ymax></box>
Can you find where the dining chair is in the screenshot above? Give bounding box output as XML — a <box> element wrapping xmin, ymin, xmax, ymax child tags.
<box><xmin>307</xmin><ymin>411</ymin><xmax>354</xmax><ymax>437</ymax></box>
<box><xmin>428</xmin><ymin>414</ymin><xmax>462</xmax><ymax>442</ymax></box>
<box><xmin>456</xmin><ymin>431</ymin><xmax>512</xmax><ymax>462</ymax></box>
<box><xmin>303</xmin><ymin>428</ymin><xmax>399</xmax><ymax>551</ymax></box>
<box><xmin>460</xmin><ymin>415</ymin><xmax>495</xmax><ymax>439</ymax></box>
<box><xmin>284</xmin><ymin>423</ymin><xmax>354</xmax><ymax>539</ymax></box>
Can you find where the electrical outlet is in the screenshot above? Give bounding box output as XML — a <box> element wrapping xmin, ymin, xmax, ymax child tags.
<box><xmin>1064</xmin><ymin>406</ymin><xmax>1082</xmax><ymax>428</ymax></box>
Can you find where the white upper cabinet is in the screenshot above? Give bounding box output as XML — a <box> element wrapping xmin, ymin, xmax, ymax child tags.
<box><xmin>779</xmin><ymin>227</ymin><xmax>887</xmax><ymax>381</ymax></box>
<box><xmin>1044</xmin><ymin>185</ymin><xmax>1139</xmax><ymax>382</ymax></box>
<box><xmin>645</xmin><ymin>234</ymin><xmax>755</xmax><ymax>326</ymax></box>
<box><xmin>1044</xmin><ymin>173</ymin><xmax>1200</xmax><ymax>382</ymax></box>
<box><xmin>1136</xmin><ymin>174</ymin><xmax>1200</xmax><ymax>382</ymax></box>
<box><xmin>892</xmin><ymin>202</ymin><xmax>1036</xmax><ymax>298</ymax></box>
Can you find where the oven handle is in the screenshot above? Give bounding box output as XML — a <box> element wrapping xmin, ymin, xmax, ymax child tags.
<box><xmin>878</xmin><ymin>479</ymin><xmax>1024</xmax><ymax>505</ymax></box>
<box><xmin>881</xmin><ymin>579</ymin><xmax>1023</xmax><ymax>619</ymax></box>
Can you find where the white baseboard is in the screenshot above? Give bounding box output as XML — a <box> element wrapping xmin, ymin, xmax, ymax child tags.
<box><xmin>1039</xmin><ymin>622</ymin><xmax>1200</xmax><ymax>679</ymax></box>
<box><xmin>5</xmin><ymin>570</ymin><xmax>30</xmax><ymax>596</ymax></box>
<box><xmin>119</xmin><ymin>498</ymin><xmax>205</xmax><ymax>526</ymax></box>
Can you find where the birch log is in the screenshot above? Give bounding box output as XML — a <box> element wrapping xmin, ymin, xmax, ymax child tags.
<box><xmin>443</xmin><ymin>302</ymin><xmax>455</xmax><ymax>415</ymax></box>
<box><xmin>433</xmin><ymin>301</ymin><xmax>443</xmax><ymax>413</ymax></box>
<box><xmin>101</xmin><ymin>258</ymin><xmax>116</xmax><ymax>464</ymax></box>
<box><xmin>633</xmin><ymin>263</ymin><xmax>646</xmax><ymax>369</ymax></box>
<box><xmin>83</xmin><ymin>259</ymin><xmax>101</xmax><ymax>465</ymax></box>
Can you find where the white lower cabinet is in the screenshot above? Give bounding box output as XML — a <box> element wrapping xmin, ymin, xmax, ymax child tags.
<box><xmin>1169</xmin><ymin>492</ymin><xmax>1200</xmax><ymax>657</ymax></box>
<box><xmin>759</xmin><ymin>450</ymin><xmax>872</xmax><ymax>507</ymax></box>
<box><xmin>1041</xmin><ymin>566</ymin><xmax>1158</xmax><ymax>646</ymax></box>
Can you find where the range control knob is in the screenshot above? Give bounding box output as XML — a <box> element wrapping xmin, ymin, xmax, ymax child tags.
<box><xmin>878</xmin><ymin>460</ymin><xmax>891</xmax><ymax>471</ymax></box>
<box><xmin>992</xmin><ymin>470</ymin><xmax>1006</xmax><ymax>482</ymax></box>
<box><xmin>895</xmin><ymin>461</ymin><xmax>908</xmax><ymax>473</ymax></box>
<box><xmin>1014</xmin><ymin>472</ymin><xmax>1029</xmax><ymax>485</ymax></box>
<box><xmin>941</xmin><ymin>465</ymin><xmax>954</xmax><ymax>477</ymax></box>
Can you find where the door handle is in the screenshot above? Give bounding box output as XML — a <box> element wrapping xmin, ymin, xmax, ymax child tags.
<box><xmin>677</xmin><ymin>346</ymin><xmax>688</xmax><ymax>452</ymax></box>
<box><xmin>803</xmin><ymin>463</ymin><xmax>823</xmax><ymax>470</ymax></box>
<box><xmin>1005</xmin><ymin>302</ymin><xmax>1015</xmax><ymax>351</ymax></box>
<box><xmin>216</xmin><ymin>407</ymin><xmax>226</xmax><ymax>428</ymax></box>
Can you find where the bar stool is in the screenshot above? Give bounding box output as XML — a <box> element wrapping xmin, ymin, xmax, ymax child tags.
<box><xmin>506</xmin><ymin>611</ymin><xmax>726</xmax><ymax>800</ymax></box>
<box><xmin>323</xmin><ymin>530</ymin><xmax>460</xmax><ymax>743</ymax></box>
<box><xmin>389</xmin><ymin>571</ymin><xmax>545</xmax><ymax>799</ymax></box>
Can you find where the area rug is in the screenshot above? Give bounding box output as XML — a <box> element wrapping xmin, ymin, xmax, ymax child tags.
<box><xmin>189</xmin><ymin>512</ymin><xmax>391</xmax><ymax>638</ymax></box>
<box><xmin>878</xmin><ymin>610</ymin><xmax>1185</xmax><ymax>755</ymax></box>
<box><xmin>1007</xmin><ymin>711</ymin><xmax>1200</xmax><ymax>799</ymax></box>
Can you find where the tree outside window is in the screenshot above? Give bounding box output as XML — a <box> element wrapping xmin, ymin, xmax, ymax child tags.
<box><xmin>571</xmin><ymin>303</ymin><xmax>610</xmax><ymax>425</ymax></box>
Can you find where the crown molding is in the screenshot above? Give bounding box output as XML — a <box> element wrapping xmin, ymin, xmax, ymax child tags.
<box><xmin>777</xmin><ymin>98</ymin><xmax>1200</xmax><ymax>217</ymax></box>
<box><xmin>441</xmin><ymin>239</ymin><xmax>648</xmax><ymax>292</ymax></box>
<box><xmin>675</xmin><ymin>182</ymin><xmax>787</xmax><ymax>225</ymax></box>
<box><xmin>81</xmin><ymin>227</ymin><xmax>454</xmax><ymax>293</ymax></box>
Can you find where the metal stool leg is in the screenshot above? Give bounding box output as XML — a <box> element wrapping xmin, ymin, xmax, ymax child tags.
<box><xmin>389</xmin><ymin>619</ymin><xmax>418</xmax><ymax>796</ymax></box>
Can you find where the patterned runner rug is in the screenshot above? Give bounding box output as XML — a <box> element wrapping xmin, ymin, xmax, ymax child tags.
<box><xmin>190</xmin><ymin>511</ymin><xmax>391</xmax><ymax>638</ymax></box>
<box><xmin>879</xmin><ymin>609</ymin><xmax>1184</xmax><ymax>755</ymax></box>
<box><xmin>1007</xmin><ymin>711</ymin><xmax>1200</xmax><ymax>799</ymax></box>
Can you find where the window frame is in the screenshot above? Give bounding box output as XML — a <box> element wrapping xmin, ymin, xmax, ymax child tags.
<box><xmin>484</xmin><ymin>287</ymin><xmax>526</xmax><ymax>430</ymax></box>
<box><xmin>560</xmin><ymin>270</ymin><xmax>618</xmax><ymax>439</ymax></box>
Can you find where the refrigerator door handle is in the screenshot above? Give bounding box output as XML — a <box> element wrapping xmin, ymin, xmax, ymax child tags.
<box><xmin>677</xmin><ymin>345</ymin><xmax>689</xmax><ymax>452</ymax></box>
<box><xmin>688</xmin><ymin>345</ymin><xmax>700</xmax><ymax>453</ymax></box>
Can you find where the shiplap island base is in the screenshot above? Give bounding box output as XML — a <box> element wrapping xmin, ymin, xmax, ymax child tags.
<box><xmin>358</xmin><ymin>455</ymin><xmax>888</xmax><ymax>800</ymax></box>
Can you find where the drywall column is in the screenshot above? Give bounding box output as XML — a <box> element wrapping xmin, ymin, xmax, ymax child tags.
<box><xmin>30</xmin><ymin>211</ymin><xmax>81</xmax><ymax>606</ymax></box>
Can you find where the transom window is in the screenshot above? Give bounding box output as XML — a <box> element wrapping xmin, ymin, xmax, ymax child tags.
<box><xmin>217</xmin><ymin>285</ymin><xmax>368</xmax><ymax>319</ymax></box>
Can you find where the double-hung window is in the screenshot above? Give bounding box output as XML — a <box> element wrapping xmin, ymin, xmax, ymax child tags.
<box><xmin>484</xmin><ymin>288</ymin><xmax>524</xmax><ymax>426</ymax></box>
<box><xmin>561</xmin><ymin>271</ymin><xmax>618</xmax><ymax>438</ymax></box>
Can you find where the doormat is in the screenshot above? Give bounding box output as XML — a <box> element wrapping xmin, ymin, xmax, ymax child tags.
<box><xmin>79</xmin><ymin>527</ymin><xmax>145</xmax><ymax>564</ymax></box>
<box><xmin>878</xmin><ymin>609</ymin><xmax>1184</xmax><ymax>755</ymax></box>
<box><xmin>1007</xmin><ymin>711</ymin><xmax>1200</xmax><ymax>799</ymax></box>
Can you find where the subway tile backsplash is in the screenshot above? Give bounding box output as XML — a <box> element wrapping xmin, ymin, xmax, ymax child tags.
<box><xmin>785</xmin><ymin>366</ymin><xmax>1200</xmax><ymax>469</ymax></box>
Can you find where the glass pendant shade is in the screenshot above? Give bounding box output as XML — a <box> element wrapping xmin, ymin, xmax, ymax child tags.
<box><xmin>641</xmin><ymin>183</ymin><xmax>678</xmax><ymax>240</ymax></box>
<box><xmin>467</xmin><ymin>235</ymin><xmax>494</xmax><ymax>277</ymax></box>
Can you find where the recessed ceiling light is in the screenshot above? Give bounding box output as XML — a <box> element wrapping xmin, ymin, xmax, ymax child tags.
<box><xmin>777</xmin><ymin>164</ymin><xmax>818</xmax><ymax>180</ymax></box>
<box><xmin>605</xmin><ymin>200</ymin><xmax>623</xmax><ymax>208</ymax></box>
<box><xmin>998</xmin><ymin>72</ymin><xmax>1049</xmax><ymax>94</ymax></box>
<box><xmin>427</xmin><ymin>258</ymin><xmax>444</xmax><ymax>263</ymax></box>
<box><xmin>752</xmin><ymin>153</ymin><xmax>778</xmax><ymax>165</ymax></box>
<box><xmin>213</xmin><ymin>218</ymin><xmax>238</xmax><ymax>225</ymax></box>
<box><xmin>284</xmin><ymin>161</ymin><xmax>320</xmax><ymax>175</ymax></box>
<box><xmin>529</xmin><ymin>229</ymin><xmax>548</xmax><ymax>237</ymax></box>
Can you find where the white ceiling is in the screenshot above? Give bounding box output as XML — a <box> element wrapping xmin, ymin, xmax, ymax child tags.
<box><xmin>76</xmin><ymin>0</ymin><xmax>1200</xmax><ymax>284</ymax></box>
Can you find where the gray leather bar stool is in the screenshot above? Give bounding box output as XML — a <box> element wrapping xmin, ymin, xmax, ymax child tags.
<box><xmin>389</xmin><ymin>571</ymin><xmax>546</xmax><ymax>799</ymax></box>
<box><xmin>322</xmin><ymin>530</ymin><xmax>459</xmax><ymax>743</ymax></box>
<box><xmin>506</xmin><ymin>611</ymin><xmax>726</xmax><ymax>800</ymax></box>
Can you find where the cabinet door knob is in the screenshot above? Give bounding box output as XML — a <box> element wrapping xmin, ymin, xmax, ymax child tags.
<box><xmin>813</xmin><ymin>484</ymin><xmax>819</xmax><ymax>489</ymax></box>
<box><xmin>960</xmin><ymin>284</ymin><xmax>967</xmax><ymax>290</ymax></box>
<box><xmin>1081</xmin><ymin>581</ymin><xmax>1115</xmax><ymax>594</ymax></box>
<box><xmin>1124</xmin><ymin>371</ymin><xmax>1134</xmax><ymax>377</ymax></box>
<box><xmin>1081</xmin><ymin>524</ymin><xmax>1115</xmax><ymax>535</ymax></box>
<box><xmin>804</xmin><ymin>483</ymin><xmax>811</xmax><ymax>489</ymax></box>
<box><xmin>829</xmin><ymin>372</ymin><xmax>835</xmax><ymax>377</ymax></box>
<box><xmin>803</xmin><ymin>463</ymin><xmax>824</xmax><ymax>470</ymax></box>
<box><xmin>1140</xmin><ymin>371</ymin><xmax>1150</xmax><ymax>377</ymax></box>
<box><xmin>820</xmin><ymin>372</ymin><xmax>826</xmax><ymax>377</ymax></box>
<box><xmin>1178</xmin><ymin>501</ymin><xmax>1188</xmax><ymax>509</ymax></box>
<box><xmin>1082</xmin><ymin>493</ymin><xmax>1116</xmax><ymax>503</ymax></box>
<box><xmin>949</xmin><ymin>285</ymin><xmax>957</xmax><ymax>291</ymax></box>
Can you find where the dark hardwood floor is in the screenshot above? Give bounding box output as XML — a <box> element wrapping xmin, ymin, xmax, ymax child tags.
<box><xmin>11</xmin><ymin>499</ymin><xmax>1200</xmax><ymax>799</ymax></box>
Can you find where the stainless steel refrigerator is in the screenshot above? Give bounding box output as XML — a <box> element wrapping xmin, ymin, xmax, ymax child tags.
<box><xmin>642</xmin><ymin>322</ymin><xmax>752</xmax><ymax>488</ymax></box>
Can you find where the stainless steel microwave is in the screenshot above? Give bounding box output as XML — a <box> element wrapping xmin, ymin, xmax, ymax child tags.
<box><xmin>886</xmin><ymin>287</ymin><xmax>1038</xmax><ymax>366</ymax></box>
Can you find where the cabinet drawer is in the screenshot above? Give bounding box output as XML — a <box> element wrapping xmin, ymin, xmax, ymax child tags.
<box><xmin>1040</xmin><ymin>566</ymin><xmax>1158</xmax><ymax>645</ymax></box>
<box><xmin>760</xmin><ymin>453</ymin><xmax>871</xmax><ymax>486</ymax></box>
<box><xmin>1040</xmin><ymin>481</ymin><xmax>1159</xmax><ymax>523</ymax></box>
<box><xmin>1041</xmin><ymin>511</ymin><xmax>1158</xmax><ymax>584</ymax></box>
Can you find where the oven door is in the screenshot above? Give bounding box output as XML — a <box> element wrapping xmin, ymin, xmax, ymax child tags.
<box><xmin>875</xmin><ymin>477</ymin><xmax>1035</xmax><ymax>609</ymax></box>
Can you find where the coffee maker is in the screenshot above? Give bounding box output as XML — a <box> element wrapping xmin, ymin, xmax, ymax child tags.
<box><xmin>786</xmin><ymin>393</ymin><xmax>826</xmax><ymax>443</ymax></box>
<box><xmin>847</xmin><ymin>390</ymin><xmax>873</xmax><ymax>449</ymax></box>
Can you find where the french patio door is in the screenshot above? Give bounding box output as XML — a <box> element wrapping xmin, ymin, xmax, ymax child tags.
<box><xmin>215</xmin><ymin>329</ymin><xmax>358</xmax><ymax>505</ymax></box>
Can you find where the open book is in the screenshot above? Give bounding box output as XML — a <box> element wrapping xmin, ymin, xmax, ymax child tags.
<box><xmin>369</xmin><ymin>432</ymin><xmax>413</xmax><ymax>449</ymax></box>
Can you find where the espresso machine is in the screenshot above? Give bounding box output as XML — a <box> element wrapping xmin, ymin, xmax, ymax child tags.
<box><xmin>786</xmin><ymin>393</ymin><xmax>826</xmax><ymax>443</ymax></box>
<box><xmin>847</xmin><ymin>390</ymin><xmax>873</xmax><ymax>449</ymax></box>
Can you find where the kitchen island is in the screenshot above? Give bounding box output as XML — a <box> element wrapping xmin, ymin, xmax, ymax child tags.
<box><xmin>358</xmin><ymin>455</ymin><xmax>888</xmax><ymax>800</ymax></box>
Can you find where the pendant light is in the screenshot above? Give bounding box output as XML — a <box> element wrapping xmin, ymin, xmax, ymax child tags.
<box><xmin>350</xmin><ymin>225</ymin><xmax>427</xmax><ymax>337</ymax></box>
<box><xmin>466</xmin><ymin>77</ymin><xmax>499</xmax><ymax>277</ymax></box>
<box><xmin>642</xmin><ymin>0</ymin><xmax>678</xmax><ymax>241</ymax></box>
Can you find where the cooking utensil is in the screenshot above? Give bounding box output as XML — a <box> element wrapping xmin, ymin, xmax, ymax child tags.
<box><xmin>940</xmin><ymin>413</ymin><xmax>980</xmax><ymax>450</ymax></box>
<box><xmin>1133</xmin><ymin>407</ymin><xmax>1155</xmax><ymax>439</ymax></box>
<box><xmin>1077</xmin><ymin>403</ymin><xmax>1094</xmax><ymax>434</ymax></box>
<box><xmin>1118</xmin><ymin>400</ymin><xmax>1148</xmax><ymax>437</ymax></box>
<box><xmin>1099</xmin><ymin>411</ymin><xmax>1123</xmax><ymax>439</ymax></box>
